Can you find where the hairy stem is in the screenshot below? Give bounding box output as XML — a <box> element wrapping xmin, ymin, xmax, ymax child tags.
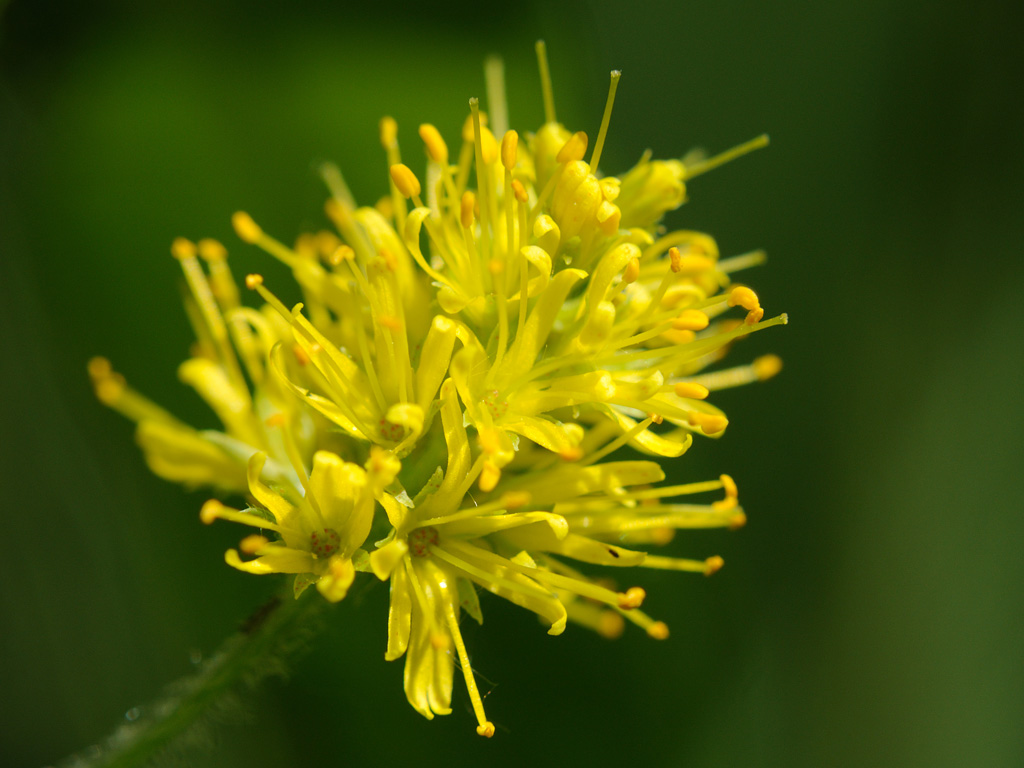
<box><xmin>59</xmin><ymin>588</ymin><xmax>326</xmax><ymax>768</ymax></box>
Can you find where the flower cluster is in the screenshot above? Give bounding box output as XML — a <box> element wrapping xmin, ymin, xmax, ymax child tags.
<box><xmin>90</xmin><ymin>44</ymin><xmax>784</xmax><ymax>736</ymax></box>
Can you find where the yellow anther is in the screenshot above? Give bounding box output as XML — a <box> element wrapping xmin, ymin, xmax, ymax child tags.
<box><xmin>597</xmin><ymin>611</ymin><xmax>625</xmax><ymax>639</ymax></box>
<box><xmin>720</xmin><ymin>473</ymin><xmax>738</xmax><ymax>498</ymax></box>
<box><xmin>511</xmin><ymin>178</ymin><xmax>528</xmax><ymax>202</ymax></box>
<box><xmin>647</xmin><ymin>621</ymin><xmax>670</xmax><ymax>640</ymax></box>
<box><xmin>327</xmin><ymin>245</ymin><xmax>355</xmax><ymax>266</ymax></box>
<box><xmin>200</xmin><ymin>499</ymin><xmax>225</xmax><ymax>525</ymax></box>
<box><xmin>488</xmin><ymin>258</ymin><xmax>504</xmax><ymax>275</ymax></box>
<box><xmin>170</xmin><ymin>237</ymin><xmax>196</xmax><ymax>260</ymax></box>
<box><xmin>745</xmin><ymin>307</ymin><xmax>765</xmax><ymax>325</ymax></box>
<box><xmin>711</xmin><ymin>496</ymin><xmax>738</xmax><ymax>512</ymax></box>
<box><xmin>688</xmin><ymin>412</ymin><xmax>728</xmax><ymax>435</ymax></box>
<box><xmin>672</xmin><ymin>309</ymin><xmax>709</xmax><ymax>331</ymax></box>
<box><xmin>460</xmin><ymin>191</ymin><xmax>476</xmax><ymax>229</ymax></box>
<box><xmin>730</xmin><ymin>512</ymin><xmax>748</xmax><ymax>530</ymax></box>
<box><xmin>378</xmin><ymin>314</ymin><xmax>402</xmax><ymax>331</ymax></box>
<box><xmin>379</xmin><ymin>248</ymin><xmax>398</xmax><ymax>272</ymax></box>
<box><xmin>430</xmin><ymin>632</ymin><xmax>452</xmax><ymax>651</ymax></box>
<box><xmin>292</xmin><ymin>344</ymin><xmax>310</xmax><ymax>366</ymax></box>
<box><xmin>668</xmin><ymin>246</ymin><xmax>682</xmax><ymax>273</ymax></box>
<box><xmin>622</xmin><ymin>257</ymin><xmax>640</xmax><ymax>284</ymax></box>
<box><xmin>559</xmin><ymin>446</ymin><xmax>584</xmax><ymax>462</ymax></box>
<box><xmin>461</xmin><ymin>111</ymin><xmax>487</xmax><ymax>143</ymax></box>
<box><xmin>379</xmin><ymin>116</ymin><xmax>398</xmax><ymax>149</ymax></box>
<box><xmin>727</xmin><ymin>285</ymin><xmax>760</xmax><ymax>312</ymax></box>
<box><xmin>500</xmin><ymin>129</ymin><xmax>518</xmax><ymax>170</ymax></box>
<box><xmin>501</xmin><ymin>491</ymin><xmax>532</xmax><ymax>509</ymax></box>
<box><xmin>389</xmin><ymin>163</ymin><xmax>421</xmax><ymax>199</ymax></box>
<box><xmin>674</xmin><ymin>382</ymin><xmax>709</xmax><ymax>400</ymax></box>
<box><xmin>618</xmin><ymin>586</ymin><xmax>646</xmax><ymax>610</ymax></box>
<box><xmin>704</xmin><ymin>556</ymin><xmax>724</xmax><ymax>576</ymax></box>
<box><xmin>651</xmin><ymin>527</ymin><xmax>676</xmax><ymax>546</ymax></box>
<box><xmin>480</xmin><ymin>126</ymin><xmax>499</xmax><ymax>165</ymax></box>
<box><xmin>753</xmin><ymin>354</ymin><xmax>783</xmax><ymax>381</ymax></box>
<box><xmin>646</xmin><ymin>412</ymin><xmax>664</xmax><ymax>426</ymax></box>
<box><xmin>244</xmin><ymin>274</ymin><xmax>263</xmax><ymax>290</ymax></box>
<box><xmin>197</xmin><ymin>238</ymin><xmax>227</xmax><ymax>261</ymax></box>
<box><xmin>232</xmin><ymin>211</ymin><xmax>263</xmax><ymax>244</ymax></box>
<box><xmin>315</xmin><ymin>231</ymin><xmax>340</xmax><ymax>258</ymax></box>
<box><xmin>239</xmin><ymin>534</ymin><xmax>269</xmax><ymax>555</ymax></box>
<box><xmin>479</xmin><ymin>460</ymin><xmax>501</xmax><ymax>493</ymax></box>
<box><xmin>478</xmin><ymin>429</ymin><xmax>501</xmax><ymax>454</ymax></box>
<box><xmin>418</xmin><ymin>123</ymin><xmax>449</xmax><ymax>164</ymax></box>
<box><xmin>674</xmin><ymin>254</ymin><xmax>716</xmax><ymax>274</ymax></box>
<box><xmin>94</xmin><ymin>376</ymin><xmax>125</xmax><ymax>405</ymax></box>
<box><xmin>476</xmin><ymin>722</ymin><xmax>496</xmax><ymax>738</ymax></box>
<box><xmin>87</xmin><ymin>356</ymin><xmax>112</xmax><ymax>380</ymax></box>
<box><xmin>375</xmin><ymin>195</ymin><xmax>395</xmax><ymax>221</ymax></box>
<box><xmin>556</xmin><ymin>131</ymin><xmax>589</xmax><ymax>163</ymax></box>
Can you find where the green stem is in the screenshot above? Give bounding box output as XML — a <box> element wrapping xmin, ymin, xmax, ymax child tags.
<box><xmin>62</xmin><ymin>588</ymin><xmax>326</xmax><ymax>768</ymax></box>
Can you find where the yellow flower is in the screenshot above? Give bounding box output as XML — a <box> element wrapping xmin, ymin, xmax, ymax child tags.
<box><xmin>365</xmin><ymin>378</ymin><xmax>749</xmax><ymax>733</ymax></box>
<box><xmin>200</xmin><ymin>447</ymin><xmax>396</xmax><ymax>602</ymax></box>
<box><xmin>91</xmin><ymin>41</ymin><xmax>785</xmax><ymax>737</ymax></box>
<box><xmin>89</xmin><ymin>237</ymin><xmax>310</xmax><ymax>495</ymax></box>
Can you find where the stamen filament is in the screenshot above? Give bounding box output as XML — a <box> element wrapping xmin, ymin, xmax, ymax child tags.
<box><xmin>589</xmin><ymin>70</ymin><xmax>621</xmax><ymax>171</ymax></box>
<box><xmin>683</xmin><ymin>134</ymin><xmax>770</xmax><ymax>180</ymax></box>
<box><xmin>535</xmin><ymin>40</ymin><xmax>556</xmax><ymax>124</ymax></box>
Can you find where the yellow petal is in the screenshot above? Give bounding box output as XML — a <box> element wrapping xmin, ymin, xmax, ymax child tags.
<box><xmin>316</xmin><ymin>555</ymin><xmax>356</xmax><ymax>602</ymax></box>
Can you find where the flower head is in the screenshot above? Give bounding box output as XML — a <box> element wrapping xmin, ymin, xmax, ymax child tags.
<box><xmin>91</xmin><ymin>42</ymin><xmax>784</xmax><ymax>735</ymax></box>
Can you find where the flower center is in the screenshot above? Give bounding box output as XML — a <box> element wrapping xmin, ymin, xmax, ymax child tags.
<box><xmin>409</xmin><ymin>526</ymin><xmax>440</xmax><ymax>557</ymax></box>
<box><xmin>310</xmin><ymin>528</ymin><xmax>341</xmax><ymax>558</ymax></box>
<box><xmin>482</xmin><ymin>389</ymin><xmax>508</xmax><ymax>420</ymax></box>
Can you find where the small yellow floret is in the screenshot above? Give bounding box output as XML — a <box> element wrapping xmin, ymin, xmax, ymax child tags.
<box><xmin>418</xmin><ymin>123</ymin><xmax>448</xmax><ymax>164</ymax></box>
<box><xmin>753</xmin><ymin>354</ymin><xmax>783</xmax><ymax>380</ymax></box>
<box><xmin>170</xmin><ymin>237</ymin><xmax>196</xmax><ymax>260</ymax></box>
<box><xmin>500</xmin><ymin>130</ymin><xmax>518</xmax><ymax>170</ymax></box>
<box><xmin>389</xmin><ymin>164</ymin><xmax>421</xmax><ymax>199</ymax></box>
<box><xmin>232</xmin><ymin>211</ymin><xmax>263</xmax><ymax>244</ymax></box>
<box><xmin>557</xmin><ymin>131</ymin><xmax>588</xmax><ymax>163</ymax></box>
<box><xmin>704</xmin><ymin>556</ymin><xmax>725</xmax><ymax>576</ymax></box>
<box><xmin>674</xmin><ymin>382</ymin><xmax>709</xmax><ymax>400</ymax></box>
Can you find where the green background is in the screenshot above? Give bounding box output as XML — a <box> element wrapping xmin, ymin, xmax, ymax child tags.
<box><xmin>2</xmin><ymin>1</ymin><xmax>1022</xmax><ymax>766</ymax></box>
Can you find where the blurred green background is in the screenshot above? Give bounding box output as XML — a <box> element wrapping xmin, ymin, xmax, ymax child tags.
<box><xmin>2</xmin><ymin>1</ymin><xmax>1023</xmax><ymax>766</ymax></box>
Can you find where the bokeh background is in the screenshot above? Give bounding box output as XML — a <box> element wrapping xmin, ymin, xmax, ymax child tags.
<box><xmin>2</xmin><ymin>1</ymin><xmax>1023</xmax><ymax>766</ymax></box>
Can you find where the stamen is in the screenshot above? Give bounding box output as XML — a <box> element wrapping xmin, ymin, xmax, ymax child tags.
<box><xmin>418</xmin><ymin>124</ymin><xmax>449</xmax><ymax>165</ymax></box>
<box><xmin>683</xmin><ymin>134</ymin><xmax>770</xmax><ymax>180</ymax></box>
<box><xmin>239</xmin><ymin>534</ymin><xmax>269</xmax><ymax>555</ymax></box>
<box><xmin>589</xmin><ymin>70</ymin><xmax>621</xmax><ymax>171</ymax></box>
<box><xmin>535</xmin><ymin>40</ymin><xmax>556</xmax><ymax>124</ymax></box>
<box><xmin>442</xmin><ymin>597</ymin><xmax>494</xmax><ymax>738</ymax></box>
<box><xmin>484</xmin><ymin>55</ymin><xmax>509</xmax><ymax>138</ymax></box>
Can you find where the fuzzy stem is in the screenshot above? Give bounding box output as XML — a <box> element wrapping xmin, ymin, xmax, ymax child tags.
<box><xmin>60</xmin><ymin>588</ymin><xmax>326</xmax><ymax>768</ymax></box>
